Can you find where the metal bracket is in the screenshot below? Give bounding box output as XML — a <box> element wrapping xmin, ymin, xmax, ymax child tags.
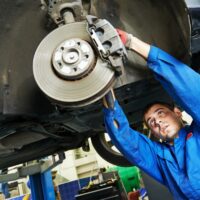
<box><xmin>86</xmin><ymin>15</ymin><xmax>127</xmax><ymax>76</ymax></box>
<box><xmin>0</xmin><ymin>152</ymin><xmax>65</xmax><ymax>183</ymax></box>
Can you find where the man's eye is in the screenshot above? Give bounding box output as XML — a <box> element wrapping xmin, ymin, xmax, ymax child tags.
<box><xmin>158</xmin><ymin>110</ymin><xmax>166</xmax><ymax>117</ymax></box>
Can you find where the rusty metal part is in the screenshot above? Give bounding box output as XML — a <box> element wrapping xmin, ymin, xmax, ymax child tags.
<box><xmin>48</xmin><ymin>0</ymin><xmax>83</xmax><ymax>25</ymax></box>
<box><xmin>33</xmin><ymin>21</ymin><xmax>115</xmax><ymax>107</ymax></box>
<box><xmin>63</xmin><ymin>10</ymin><xmax>75</xmax><ymax>24</ymax></box>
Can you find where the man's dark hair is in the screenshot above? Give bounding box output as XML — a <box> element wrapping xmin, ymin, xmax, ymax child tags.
<box><xmin>143</xmin><ymin>101</ymin><xmax>175</xmax><ymax>124</ymax></box>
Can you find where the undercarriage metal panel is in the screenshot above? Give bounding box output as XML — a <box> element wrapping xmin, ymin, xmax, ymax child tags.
<box><xmin>189</xmin><ymin>7</ymin><xmax>200</xmax><ymax>53</ymax></box>
<box><xmin>0</xmin><ymin>0</ymin><xmax>55</xmax><ymax>115</ymax></box>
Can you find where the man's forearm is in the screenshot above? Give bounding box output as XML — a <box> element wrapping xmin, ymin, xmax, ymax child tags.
<box><xmin>128</xmin><ymin>35</ymin><xmax>151</xmax><ymax>59</ymax></box>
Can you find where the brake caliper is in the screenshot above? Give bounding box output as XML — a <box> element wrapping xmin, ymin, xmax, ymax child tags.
<box><xmin>86</xmin><ymin>15</ymin><xmax>127</xmax><ymax>76</ymax></box>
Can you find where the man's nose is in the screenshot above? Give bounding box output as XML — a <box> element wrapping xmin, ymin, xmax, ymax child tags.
<box><xmin>155</xmin><ymin>118</ymin><xmax>163</xmax><ymax>125</ymax></box>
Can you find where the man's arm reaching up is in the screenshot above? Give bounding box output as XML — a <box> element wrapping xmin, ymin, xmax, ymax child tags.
<box><xmin>118</xmin><ymin>29</ymin><xmax>200</xmax><ymax>124</ymax></box>
<box><xmin>103</xmin><ymin>91</ymin><xmax>165</xmax><ymax>185</ymax></box>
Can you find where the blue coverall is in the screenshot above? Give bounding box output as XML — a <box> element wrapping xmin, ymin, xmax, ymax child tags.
<box><xmin>104</xmin><ymin>46</ymin><xmax>200</xmax><ymax>200</ymax></box>
<box><xmin>0</xmin><ymin>182</ymin><xmax>10</xmax><ymax>198</ymax></box>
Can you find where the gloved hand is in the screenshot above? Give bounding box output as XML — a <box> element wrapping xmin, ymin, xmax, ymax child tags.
<box><xmin>116</xmin><ymin>29</ymin><xmax>132</xmax><ymax>49</ymax></box>
<box><xmin>116</xmin><ymin>29</ymin><xmax>150</xmax><ymax>59</ymax></box>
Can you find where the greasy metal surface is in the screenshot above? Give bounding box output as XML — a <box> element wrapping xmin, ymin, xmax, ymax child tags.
<box><xmin>189</xmin><ymin>7</ymin><xmax>200</xmax><ymax>53</ymax></box>
<box><xmin>48</xmin><ymin>0</ymin><xmax>83</xmax><ymax>24</ymax></box>
<box><xmin>33</xmin><ymin>22</ymin><xmax>115</xmax><ymax>106</ymax></box>
<box><xmin>0</xmin><ymin>0</ymin><xmax>55</xmax><ymax>115</ymax></box>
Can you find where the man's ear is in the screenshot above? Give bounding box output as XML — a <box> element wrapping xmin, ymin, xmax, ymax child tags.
<box><xmin>173</xmin><ymin>107</ymin><xmax>182</xmax><ymax>118</ymax></box>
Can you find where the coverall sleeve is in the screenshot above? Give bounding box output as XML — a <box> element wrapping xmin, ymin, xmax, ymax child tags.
<box><xmin>147</xmin><ymin>46</ymin><xmax>200</xmax><ymax>124</ymax></box>
<box><xmin>104</xmin><ymin>101</ymin><xmax>165</xmax><ymax>184</ymax></box>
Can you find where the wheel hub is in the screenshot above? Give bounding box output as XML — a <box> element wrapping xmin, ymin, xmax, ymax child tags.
<box><xmin>52</xmin><ymin>38</ymin><xmax>95</xmax><ymax>80</ymax></box>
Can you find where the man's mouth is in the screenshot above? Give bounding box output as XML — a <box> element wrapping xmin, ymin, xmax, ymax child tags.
<box><xmin>160</xmin><ymin>125</ymin><xmax>169</xmax><ymax>134</ymax></box>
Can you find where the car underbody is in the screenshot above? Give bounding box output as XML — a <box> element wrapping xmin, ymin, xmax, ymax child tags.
<box><xmin>0</xmin><ymin>0</ymin><xmax>200</xmax><ymax>169</ymax></box>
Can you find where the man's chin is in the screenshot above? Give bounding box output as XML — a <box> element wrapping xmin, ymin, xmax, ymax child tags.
<box><xmin>165</xmin><ymin>131</ymin><xmax>178</xmax><ymax>142</ymax></box>
<box><xmin>157</xmin><ymin>130</ymin><xmax>176</xmax><ymax>142</ymax></box>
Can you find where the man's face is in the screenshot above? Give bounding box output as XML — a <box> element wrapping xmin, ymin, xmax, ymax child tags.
<box><xmin>144</xmin><ymin>104</ymin><xmax>183</xmax><ymax>142</ymax></box>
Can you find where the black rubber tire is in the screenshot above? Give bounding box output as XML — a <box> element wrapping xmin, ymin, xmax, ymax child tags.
<box><xmin>91</xmin><ymin>132</ymin><xmax>132</xmax><ymax>167</ymax></box>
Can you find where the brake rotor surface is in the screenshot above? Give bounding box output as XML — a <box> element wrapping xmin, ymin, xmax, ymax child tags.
<box><xmin>33</xmin><ymin>22</ymin><xmax>115</xmax><ymax>107</ymax></box>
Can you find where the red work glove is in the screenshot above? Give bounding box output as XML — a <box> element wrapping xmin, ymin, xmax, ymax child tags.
<box><xmin>116</xmin><ymin>28</ymin><xmax>132</xmax><ymax>49</ymax></box>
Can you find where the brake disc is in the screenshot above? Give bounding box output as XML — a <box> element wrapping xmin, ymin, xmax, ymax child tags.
<box><xmin>33</xmin><ymin>21</ymin><xmax>115</xmax><ymax>107</ymax></box>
